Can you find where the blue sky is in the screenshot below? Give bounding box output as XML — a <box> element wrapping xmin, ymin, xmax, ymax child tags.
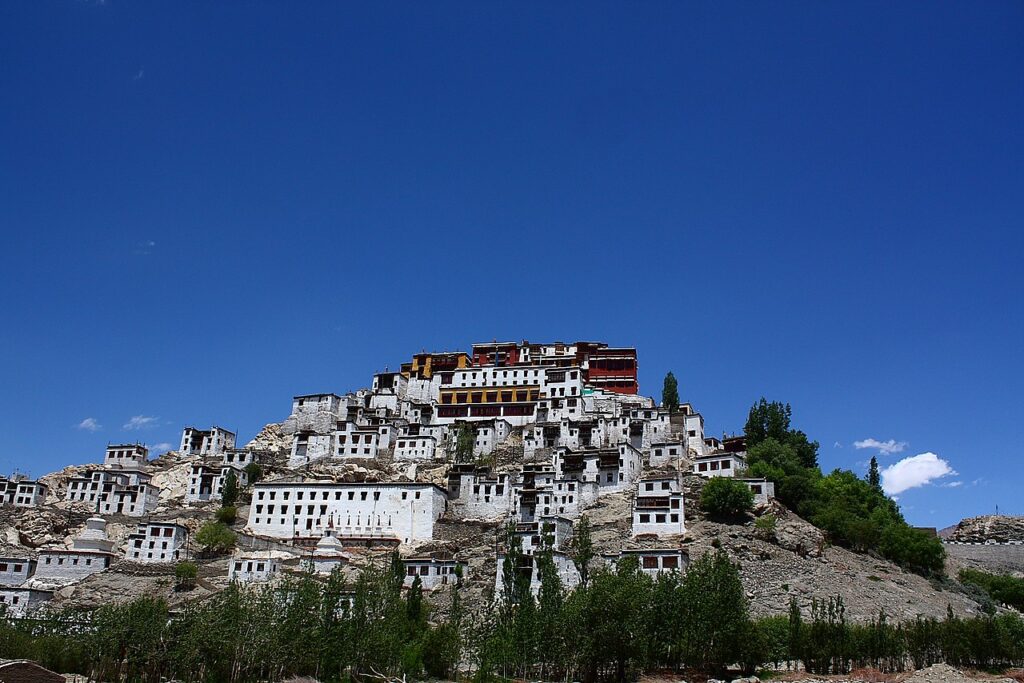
<box><xmin>1</xmin><ymin>2</ymin><xmax>1021</xmax><ymax>528</ymax></box>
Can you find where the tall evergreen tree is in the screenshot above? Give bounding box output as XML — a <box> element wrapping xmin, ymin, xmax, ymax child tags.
<box><xmin>569</xmin><ymin>514</ymin><xmax>595</xmax><ymax>588</ymax></box>
<box><xmin>867</xmin><ymin>456</ymin><xmax>882</xmax><ymax>491</ymax></box>
<box><xmin>661</xmin><ymin>372</ymin><xmax>680</xmax><ymax>413</ymax></box>
<box><xmin>220</xmin><ymin>470</ymin><xmax>239</xmax><ymax>507</ymax></box>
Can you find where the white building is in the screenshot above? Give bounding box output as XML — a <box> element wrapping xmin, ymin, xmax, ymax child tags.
<box><xmin>632</xmin><ymin>477</ymin><xmax>685</xmax><ymax>537</ymax></box>
<box><xmin>614</xmin><ymin>548</ymin><xmax>688</xmax><ymax>576</ymax></box>
<box><xmin>125</xmin><ymin>522</ymin><xmax>187</xmax><ymax>563</ymax></box>
<box><xmin>0</xmin><ymin>588</ymin><xmax>52</xmax><ymax>617</ymax></box>
<box><xmin>187</xmin><ymin>451</ymin><xmax>258</xmax><ymax>503</ymax></box>
<box><xmin>393</xmin><ymin>434</ymin><xmax>437</xmax><ymax>461</ymax></box>
<box><xmin>34</xmin><ymin>517</ymin><xmax>116</xmax><ymax>583</ymax></box>
<box><xmin>447</xmin><ymin>466</ymin><xmax>515</xmax><ymax>519</ymax></box>
<box><xmin>553</xmin><ymin>443</ymin><xmax>643</xmax><ymax>492</ymax></box>
<box><xmin>513</xmin><ymin>516</ymin><xmax>574</xmax><ymax>555</ymax></box>
<box><xmin>738</xmin><ymin>478</ymin><xmax>775</xmax><ymax>505</ymax></box>
<box><xmin>494</xmin><ymin>550</ymin><xmax>581</xmax><ymax>597</ymax></box>
<box><xmin>692</xmin><ymin>452</ymin><xmax>746</xmax><ymax>478</ymax></box>
<box><xmin>471</xmin><ymin>419</ymin><xmax>511</xmax><ymax>456</ymax></box>
<box><xmin>0</xmin><ymin>476</ymin><xmax>47</xmax><ymax>508</ymax></box>
<box><xmin>282</xmin><ymin>394</ymin><xmax>347</xmax><ymax>435</ymax></box>
<box><xmin>229</xmin><ymin>553</ymin><xmax>281</xmax><ymax>583</ymax></box>
<box><xmin>66</xmin><ymin>470</ymin><xmax>160</xmax><ymax>516</ymax></box>
<box><xmin>180</xmin><ymin>426</ymin><xmax>236</xmax><ymax>456</ymax></box>
<box><xmin>247</xmin><ymin>481</ymin><xmax>448</xmax><ymax>545</ymax></box>
<box><xmin>403</xmin><ymin>557</ymin><xmax>465</xmax><ymax>590</ymax></box>
<box><xmin>0</xmin><ymin>558</ymin><xmax>35</xmax><ymax>586</ymax></box>
<box><xmin>103</xmin><ymin>443</ymin><xmax>149</xmax><ymax>468</ymax></box>
<box><xmin>96</xmin><ymin>477</ymin><xmax>160</xmax><ymax>517</ymax></box>
<box><xmin>332</xmin><ymin>422</ymin><xmax>393</xmax><ymax>460</ymax></box>
<box><xmin>682</xmin><ymin>412</ymin><xmax>708</xmax><ymax>456</ymax></box>
<box><xmin>649</xmin><ymin>441</ymin><xmax>685</xmax><ymax>467</ymax></box>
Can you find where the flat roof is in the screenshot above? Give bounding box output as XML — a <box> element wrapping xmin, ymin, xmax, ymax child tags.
<box><xmin>254</xmin><ymin>480</ymin><xmax>447</xmax><ymax>494</ymax></box>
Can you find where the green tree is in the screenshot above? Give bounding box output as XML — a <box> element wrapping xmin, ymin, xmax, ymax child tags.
<box><xmin>243</xmin><ymin>462</ymin><xmax>263</xmax><ymax>485</ymax></box>
<box><xmin>700</xmin><ymin>477</ymin><xmax>755</xmax><ymax>520</ymax></box>
<box><xmin>221</xmin><ymin>470</ymin><xmax>239</xmax><ymax>507</ymax></box>
<box><xmin>174</xmin><ymin>561</ymin><xmax>198</xmax><ymax>590</ymax></box>
<box><xmin>215</xmin><ymin>505</ymin><xmax>237</xmax><ymax>525</ymax></box>
<box><xmin>453</xmin><ymin>422</ymin><xmax>475</xmax><ymax>463</ymax></box>
<box><xmin>744</xmin><ymin>398</ymin><xmax>819</xmax><ymax>469</ymax></box>
<box><xmin>195</xmin><ymin>521</ymin><xmax>236</xmax><ymax>554</ymax></box>
<box><xmin>661</xmin><ymin>372</ymin><xmax>679</xmax><ymax>413</ymax></box>
<box><xmin>959</xmin><ymin>568</ymin><xmax>1024</xmax><ymax>611</ymax></box>
<box><xmin>867</xmin><ymin>456</ymin><xmax>881</xmax><ymax>491</ymax></box>
<box><xmin>679</xmin><ymin>550</ymin><xmax>751</xmax><ymax>675</ymax></box>
<box><xmin>569</xmin><ymin>514</ymin><xmax>595</xmax><ymax>587</ymax></box>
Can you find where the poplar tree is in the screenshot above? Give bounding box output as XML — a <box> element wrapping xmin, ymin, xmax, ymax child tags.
<box><xmin>868</xmin><ymin>456</ymin><xmax>882</xmax><ymax>491</ymax></box>
<box><xmin>661</xmin><ymin>372</ymin><xmax>680</xmax><ymax>413</ymax></box>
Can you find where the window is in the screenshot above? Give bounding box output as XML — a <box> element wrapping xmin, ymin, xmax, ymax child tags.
<box><xmin>662</xmin><ymin>555</ymin><xmax>679</xmax><ymax>569</ymax></box>
<box><xmin>642</xmin><ymin>556</ymin><xmax>658</xmax><ymax>569</ymax></box>
<box><xmin>639</xmin><ymin>514</ymin><xmax>650</xmax><ymax>523</ymax></box>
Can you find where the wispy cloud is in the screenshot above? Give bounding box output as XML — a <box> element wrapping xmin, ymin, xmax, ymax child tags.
<box><xmin>833</xmin><ymin>441</ymin><xmax>843</xmax><ymax>449</ymax></box>
<box><xmin>942</xmin><ymin>481</ymin><xmax>963</xmax><ymax>488</ymax></box>
<box><xmin>881</xmin><ymin>452</ymin><xmax>956</xmax><ymax>495</ymax></box>
<box><xmin>134</xmin><ymin>240</ymin><xmax>156</xmax><ymax>255</ymax></box>
<box><xmin>76</xmin><ymin>417</ymin><xmax>102</xmax><ymax>432</ymax></box>
<box><xmin>853</xmin><ymin>438</ymin><xmax>908</xmax><ymax>456</ymax></box>
<box><xmin>133</xmin><ymin>68</ymin><xmax>145</xmax><ymax>81</ymax></box>
<box><xmin>149</xmin><ymin>442</ymin><xmax>173</xmax><ymax>453</ymax></box>
<box><xmin>123</xmin><ymin>415</ymin><xmax>160</xmax><ymax>430</ymax></box>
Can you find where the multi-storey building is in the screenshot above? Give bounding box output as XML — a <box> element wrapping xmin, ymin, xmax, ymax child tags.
<box><xmin>247</xmin><ymin>481</ymin><xmax>447</xmax><ymax>545</ymax></box>
<box><xmin>632</xmin><ymin>476</ymin><xmax>685</xmax><ymax>536</ymax></box>
<box><xmin>0</xmin><ymin>476</ymin><xmax>48</xmax><ymax>507</ymax></box>
<box><xmin>180</xmin><ymin>426</ymin><xmax>236</xmax><ymax>456</ymax></box>
<box><xmin>125</xmin><ymin>522</ymin><xmax>188</xmax><ymax>563</ymax></box>
<box><xmin>103</xmin><ymin>443</ymin><xmax>149</xmax><ymax>468</ymax></box>
<box><xmin>35</xmin><ymin>518</ymin><xmax>117</xmax><ymax>583</ymax></box>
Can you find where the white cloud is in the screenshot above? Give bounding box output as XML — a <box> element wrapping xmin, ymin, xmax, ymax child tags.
<box><xmin>881</xmin><ymin>452</ymin><xmax>957</xmax><ymax>495</ymax></box>
<box><xmin>76</xmin><ymin>417</ymin><xmax>101</xmax><ymax>432</ymax></box>
<box><xmin>133</xmin><ymin>68</ymin><xmax>145</xmax><ymax>81</ymax></box>
<box><xmin>149</xmin><ymin>442</ymin><xmax>173</xmax><ymax>454</ymax></box>
<box><xmin>833</xmin><ymin>441</ymin><xmax>843</xmax><ymax>449</ymax></box>
<box><xmin>853</xmin><ymin>438</ymin><xmax>908</xmax><ymax>456</ymax></box>
<box><xmin>123</xmin><ymin>415</ymin><xmax>159</xmax><ymax>430</ymax></box>
<box><xmin>942</xmin><ymin>481</ymin><xmax>963</xmax><ymax>488</ymax></box>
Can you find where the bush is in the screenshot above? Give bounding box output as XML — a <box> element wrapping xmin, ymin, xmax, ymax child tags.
<box><xmin>174</xmin><ymin>561</ymin><xmax>198</xmax><ymax>590</ymax></box>
<box><xmin>701</xmin><ymin>477</ymin><xmax>755</xmax><ymax>519</ymax></box>
<box><xmin>959</xmin><ymin>568</ymin><xmax>1024</xmax><ymax>611</ymax></box>
<box><xmin>221</xmin><ymin>471</ymin><xmax>239</xmax><ymax>507</ymax></box>
<box><xmin>215</xmin><ymin>505</ymin><xmax>237</xmax><ymax>525</ymax></box>
<box><xmin>754</xmin><ymin>514</ymin><xmax>777</xmax><ymax>539</ymax></box>
<box><xmin>195</xmin><ymin>521</ymin><xmax>235</xmax><ymax>554</ymax></box>
<box><xmin>243</xmin><ymin>462</ymin><xmax>263</xmax><ymax>485</ymax></box>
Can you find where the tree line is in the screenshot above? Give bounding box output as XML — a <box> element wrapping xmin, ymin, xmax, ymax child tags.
<box><xmin>2</xmin><ymin>543</ymin><xmax>1022</xmax><ymax>683</ymax></box>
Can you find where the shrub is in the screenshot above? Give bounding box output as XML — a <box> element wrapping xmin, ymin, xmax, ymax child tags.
<box><xmin>215</xmin><ymin>505</ymin><xmax>237</xmax><ymax>525</ymax></box>
<box><xmin>754</xmin><ymin>514</ymin><xmax>777</xmax><ymax>539</ymax></box>
<box><xmin>959</xmin><ymin>568</ymin><xmax>1024</xmax><ymax>611</ymax></box>
<box><xmin>221</xmin><ymin>471</ymin><xmax>239</xmax><ymax>507</ymax></box>
<box><xmin>174</xmin><ymin>561</ymin><xmax>198</xmax><ymax>590</ymax></box>
<box><xmin>243</xmin><ymin>462</ymin><xmax>263</xmax><ymax>485</ymax></box>
<box><xmin>195</xmin><ymin>522</ymin><xmax>235</xmax><ymax>554</ymax></box>
<box><xmin>701</xmin><ymin>477</ymin><xmax>755</xmax><ymax>519</ymax></box>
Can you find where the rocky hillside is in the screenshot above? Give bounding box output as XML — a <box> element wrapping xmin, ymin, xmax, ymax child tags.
<box><xmin>943</xmin><ymin>516</ymin><xmax>1024</xmax><ymax>544</ymax></box>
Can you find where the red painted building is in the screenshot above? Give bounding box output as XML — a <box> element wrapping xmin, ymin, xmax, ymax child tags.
<box><xmin>470</xmin><ymin>340</ymin><xmax>639</xmax><ymax>395</ymax></box>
